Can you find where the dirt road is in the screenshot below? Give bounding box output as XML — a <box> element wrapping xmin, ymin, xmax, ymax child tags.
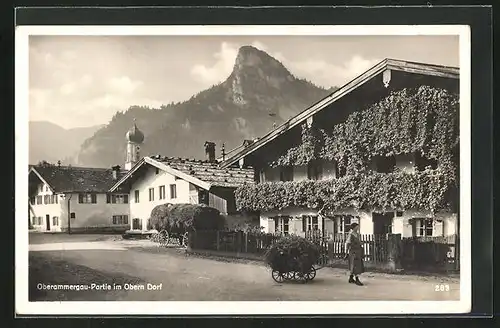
<box><xmin>28</xmin><ymin>234</ymin><xmax>460</xmax><ymax>302</ymax></box>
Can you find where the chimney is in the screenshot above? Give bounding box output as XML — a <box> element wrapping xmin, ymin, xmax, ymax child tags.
<box><xmin>204</xmin><ymin>141</ymin><xmax>216</xmax><ymax>162</ymax></box>
<box><xmin>111</xmin><ymin>165</ymin><xmax>121</xmax><ymax>180</ymax></box>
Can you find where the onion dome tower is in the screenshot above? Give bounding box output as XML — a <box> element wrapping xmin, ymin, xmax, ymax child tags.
<box><xmin>125</xmin><ymin>119</ymin><xmax>144</xmax><ymax>170</ymax></box>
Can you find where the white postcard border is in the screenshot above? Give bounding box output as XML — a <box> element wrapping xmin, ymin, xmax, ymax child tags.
<box><xmin>15</xmin><ymin>24</ymin><xmax>471</xmax><ymax>315</ymax></box>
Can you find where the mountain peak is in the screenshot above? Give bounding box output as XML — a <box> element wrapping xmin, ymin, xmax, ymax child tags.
<box><xmin>234</xmin><ymin>45</ymin><xmax>288</xmax><ymax>72</ymax></box>
<box><xmin>228</xmin><ymin>46</ymin><xmax>295</xmax><ymax>106</ymax></box>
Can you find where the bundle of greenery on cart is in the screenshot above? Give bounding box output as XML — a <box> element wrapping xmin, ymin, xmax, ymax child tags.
<box><xmin>264</xmin><ymin>235</ymin><xmax>322</xmax><ymax>283</ymax></box>
<box><xmin>148</xmin><ymin>203</ymin><xmax>226</xmax><ymax>246</ymax></box>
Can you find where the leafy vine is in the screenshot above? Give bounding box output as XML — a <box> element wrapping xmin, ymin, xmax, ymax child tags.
<box><xmin>236</xmin><ymin>86</ymin><xmax>459</xmax><ymax>213</ymax></box>
<box><xmin>235</xmin><ymin>170</ymin><xmax>456</xmax><ymax>214</ymax></box>
<box><xmin>271</xmin><ymin>86</ymin><xmax>459</xmax><ymax>179</ymax></box>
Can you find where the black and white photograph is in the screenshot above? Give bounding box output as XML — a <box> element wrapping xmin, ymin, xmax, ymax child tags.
<box><xmin>15</xmin><ymin>24</ymin><xmax>471</xmax><ymax>315</ymax></box>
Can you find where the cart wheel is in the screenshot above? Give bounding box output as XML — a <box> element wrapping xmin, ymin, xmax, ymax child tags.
<box><xmin>305</xmin><ymin>267</ymin><xmax>317</xmax><ymax>281</ymax></box>
<box><xmin>159</xmin><ymin>230</ymin><xmax>169</xmax><ymax>246</ymax></box>
<box><xmin>181</xmin><ymin>232</ymin><xmax>189</xmax><ymax>247</ymax></box>
<box><xmin>294</xmin><ymin>271</ymin><xmax>307</xmax><ymax>283</ymax></box>
<box><xmin>284</xmin><ymin>271</ymin><xmax>294</xmax><ymax>281</ymax></box>
<box><xmin>272</xmin><ymin>270</ymin><xmax>285</xmax><ymax>283</ymax></box>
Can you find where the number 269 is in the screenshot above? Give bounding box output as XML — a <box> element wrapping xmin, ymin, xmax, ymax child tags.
<box><xmin>435</xmin><ymin>284</ymin><xmax>450</xmax><ymax>292</ymax></box>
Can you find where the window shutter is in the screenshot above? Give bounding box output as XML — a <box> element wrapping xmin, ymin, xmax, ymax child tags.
<box><xmin>78</xmin><ymin>194</ymin><xmax>83</xmax><ymax>203</ymax></box>
<box><xmin>302</xmin><ymin>216</ymin><xmax>307</xmax><ymax>232</ymax></box>
<box><xmin>433</xmin><ymin>220</ymin><xmax>444</xmax><ymax>237</ymax></box>
<box><xmin>124</xmin><ymin>195</ymin><xmax>129</xmax><ymax>204</ymax></box>
<box><xmin>267</xmin><ymin>218</ymin><xmax>275</xmax><ymax>233</ymax></box>
<box><xmin>106</xmin><ymin>194</ymin><xmax>110</xmax><ymax>203</ymax></box>
<box><xmin>91</xmin><ymin>194</ymin><xmax>97</xmax><ymax>203</ymax></box>
<box><xmin>124</xmin><ymin>215</ymin><xmax>129</xmax><ymax>224</ymax></box>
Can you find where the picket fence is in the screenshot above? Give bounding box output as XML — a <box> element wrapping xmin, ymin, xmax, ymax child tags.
<box><xmin>186</xmin><ymin>230</ymin><xmax>459</xmax><ymax>272</ymax></box>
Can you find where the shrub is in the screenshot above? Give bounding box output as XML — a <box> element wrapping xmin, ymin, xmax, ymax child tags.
<box><xmin>264</xmin><ymin>235</ymin><xmax>321</xmax><ymax>272</ymax></box>
<box><xmin>148</xmin><ymin>203</ymin><xmax>226</xmax><ymax>233</ymax></box>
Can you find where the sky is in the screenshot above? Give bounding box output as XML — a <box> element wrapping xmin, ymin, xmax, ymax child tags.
<box><xmin>29</xmin><ymin>35</ymin><xmax>459</xmax><ymax>129</ymax></box>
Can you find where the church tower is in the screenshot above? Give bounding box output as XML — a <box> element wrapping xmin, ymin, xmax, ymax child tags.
<box><xmin>125</xmin><ymin>119</ymin><xmax>144</xmax><ymax>170</ymax></box>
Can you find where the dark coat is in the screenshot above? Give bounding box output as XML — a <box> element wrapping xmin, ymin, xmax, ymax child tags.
<box><xmin>346</xmin><ymin>231</ymin><xmax>365</xmax><ymax>275</ymax></box>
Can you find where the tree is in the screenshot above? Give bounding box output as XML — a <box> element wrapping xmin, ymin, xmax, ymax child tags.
<box><xmin>36</xmin><ymin>160</ymin><xmax>54</xmax><ymax>167</ymax></box>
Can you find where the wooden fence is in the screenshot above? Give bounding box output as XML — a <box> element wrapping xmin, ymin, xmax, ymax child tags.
<box><xmin>327</xmin><ymin>233</ymin><xmax>390</xmax><ymax>264</ymax></box>
<box><xmin>188</xmin><ymin>230</ymin><xmax>459</xmax><ymax>273</ymax></box>
<box><xmin>401</xmin><ymin>234</ymin><xmax>459</xmax><ymax>271</ymax></box>
<box><xmin>188</xmin><ymin>230</ymin><xmax>280</xmax><ymax>254</ymax></box>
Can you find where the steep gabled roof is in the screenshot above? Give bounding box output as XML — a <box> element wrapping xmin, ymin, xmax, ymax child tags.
<box><xmin>220</xmin><ymin>58</ymin><xmax>459</xmax><ymax>168</ymax></box>
<box><xmin>29</xmin><ymin>166</ymin><xmax>127</xmax><ymax>193</ymax></box>
<box><xmin>109</xmin><ymin>156</ymin><xmax>254</xmax><ymax>192</ymax></box>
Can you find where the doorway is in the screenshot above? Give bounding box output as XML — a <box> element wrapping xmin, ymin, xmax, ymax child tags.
<box><xmin>372</xmin><ymin>212</ymin><xmax>394</xmax><ymax>235</ymax></box>
<box><xmin>132</xmin><ymin>218</ymin><xmax>141</xmax><ymax>230</ymax></box>
<box><xmin>45</xmin><ymin>214</ymin><xmax>51</xmax><ymax>231</ymax></box>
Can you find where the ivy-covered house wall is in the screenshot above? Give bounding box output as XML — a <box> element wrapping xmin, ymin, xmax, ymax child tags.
<box><xmin>235</xmin><ymin>85</ymin><xmax>460</xmax><ymax>238</ymax></box>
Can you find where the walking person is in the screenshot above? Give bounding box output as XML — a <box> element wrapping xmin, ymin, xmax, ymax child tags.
<box><xmin>344</xmin><ymin>222</ymin><xmax>365</xmax><ymax>286</ymax></box>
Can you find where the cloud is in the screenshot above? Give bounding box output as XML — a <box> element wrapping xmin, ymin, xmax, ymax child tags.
<box><xmin>58</xmin><ymin>74</ymin><xmax>93</xmax><ymax>96</ymax></box>
<box><xmin>249</xmin><ymin>41</ymin><xmax>380</xmax><ymax>88</ymax></box>
<box><xmin>190</xmin><ymin>42</ymin><xmax>239</xmax><ymax>85</ymax></box>
<box><xmin>287</xmin><ymin>55</ymin><xmax>381</xmax><ymax>88</ymax></box>
<box><xmin>107</xmin><ymin>76</ymin><xmax>144</xmax><ymax>94</ymax></box>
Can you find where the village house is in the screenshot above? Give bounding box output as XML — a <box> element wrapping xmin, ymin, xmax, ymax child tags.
<box><xmin>29</xmin><ymin>119</ymin><xmax>255</xmax><ymax>234</ymax></box>
<box><xmin>28</xmin><ymin>164</ymin><xmax>130</xmax><ymax>233</ymax></box>
<box><xmin>108</xmin><ymin>130</ymin><xmax>255</xmax><ymax>232</ymax></box>
<box><xmin>220</xmin><ymin>58</ymin><xmax>460</xmax><ymax>240</ymax></box>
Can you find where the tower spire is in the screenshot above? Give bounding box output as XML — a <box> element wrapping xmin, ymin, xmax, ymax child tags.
<box><xmin>125</xmin><ymin>119</ymin><xmax>144</xmax><ymax>170</ymax></box>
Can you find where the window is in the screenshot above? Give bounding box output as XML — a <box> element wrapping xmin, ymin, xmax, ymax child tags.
<box><xmin>414</xmin><ymin>218</ymin><xmax>434</xmax><ymax>237</ymax></box>
<box><xmin>373</xmin><ymin>155</ymin><xmax>396</xmax><ymax>174</ymax></box>
<box><xmin>107</xmin><ymin>194</ymin><xmax>129</xmax><ymax>204</ymax></box>
<box><xmin>280</xmin><ymin>167</ymin><xmax>293</xmax><ymax>181</ymax></box>
<box><xmin>307</xmin><ymin>162</ymin><xmax>322</xmax><ymax>180</ymax></box>
<box><xmin>170</xmin><ymin>184</ymin><xmax>177</xmax><ymax>199</ymax></box>
<box><xmin>54</xmin><ymin>195</ymin><xmax>58</xmax><ymax>204</ymax></box>
<box><xmin>30</xmin><ymin>197</ymin><xmax>35</xmax><ymax>205</ymax></box>
<box><xmin>334</xmin><ymin>215</ymin><xmax>359</xmax><ymax>234</ymax></box>
<box><xmin>149</xmin><ymin>188</ymin><xmax>155</xmax><ymax>202</ymax></box>
<box><xmin>37</xmin><ymin>217</ymin><xmax>42</xmax><ymax>225</ymax></box>
<box><xmin>112</xmin><ymin>215</ymin><xmax>129</xmax><ymax>225</ymax></box>
<box><xmin>78</xmin><ymin>193</ymin><xmax>97</xmax><ymax>204</ymax></box>
<box><xmin>155</xmin><ymin>168</ymin><xmax>160</xmax><ymax>175</ymax></box>
<box><xmin>302</xmin><ymin>215</ymin><xmax>319</xmax><ymax>231</ymax></box>
<box><xmin>43</xmin><ymin>195</ymin><xmax>57</xmax><ymax>204</ymax></box>
<box><xmin>36</xmin><ymin>195</ymin><xmax>42</xmax><ymax>205</ymax></box>
<box><xmin>52</xmin><ymin>216</ymin><xmax>59</xmax><ymax>226</ymax></box>
<box><xmin>414</xmin><ymin>152</ymin><xmax>438</xmax><ymax>171</ymax></box>
<box><xmin>159</xmin><ymin>185</ymin><xmax>166</xmax><ymax>200</ymax></box>
<box><xmin>31</xmin><ymin>217</ymin><xmax>36</xmax><ymax>225</ymax></box>
<box><xmin>134</xmin><ymin>190</ymin><xmax>140</xmax><ymax>203</ymax></box>
<box><xmin>274</xmin><ymin>216</ymin><xmax>290</xmax><ymax>235</ymax></box>
<box><xmin>45</xmin><ymin>186</ymin><xmax>49</xmax><ymax>192</ymax></box>
<box><xmin>70</xmin><ymin>212</ymin><xmax>76</xmax><ymax>219</ymax></box>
